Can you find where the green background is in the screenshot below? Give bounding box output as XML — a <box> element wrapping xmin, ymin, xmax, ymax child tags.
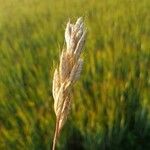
<box><xmin>0</xmin><ymin>0</ymin><xmax>150</xmax><ymax>149</ymax></box>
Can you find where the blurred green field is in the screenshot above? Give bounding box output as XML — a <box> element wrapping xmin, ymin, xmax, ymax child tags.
<box><xmin>0</xmin><ymin>0</ymin><xmax>150</xmax><ymax>149</ymax></box>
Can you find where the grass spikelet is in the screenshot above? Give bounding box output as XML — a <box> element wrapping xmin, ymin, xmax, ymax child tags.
<box><xmin>52</xmin><ymin>17</ymin><xmax>86</xmax><ymax>150</ymax></box>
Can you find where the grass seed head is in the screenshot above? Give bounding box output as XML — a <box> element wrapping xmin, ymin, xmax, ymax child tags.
<box><xmin>52</xmin><ymin>17</ymin><xmax>86</xmax><ymax>145</ymax></box>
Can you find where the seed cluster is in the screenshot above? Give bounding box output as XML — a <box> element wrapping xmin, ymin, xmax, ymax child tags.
<box><xmin>52</xmin><ymin>17</ymin><xmax>86</xmax><ymax>150</ymax></box>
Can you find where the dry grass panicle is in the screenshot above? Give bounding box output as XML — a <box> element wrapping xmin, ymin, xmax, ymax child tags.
<box><xmin>52</xmin><ymin>17</ymin><xmax>86</xmax><ymax>150</ymax></box>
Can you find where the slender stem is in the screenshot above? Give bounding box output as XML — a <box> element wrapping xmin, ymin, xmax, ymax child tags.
<box><xmin>52</xmin><ymin>119</ymin><xmax>59</xmax><ymax>150</ymax></box>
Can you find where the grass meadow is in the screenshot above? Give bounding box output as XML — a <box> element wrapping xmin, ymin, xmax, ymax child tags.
<box><xmin>0</xmin><ymin>0</ymin><xmax>150</xmax><ymax>149</ymax></box>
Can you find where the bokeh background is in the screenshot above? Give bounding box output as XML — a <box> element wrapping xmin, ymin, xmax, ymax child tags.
<box><xmin>0</xmin><ymin>0</ymin><xmax>150</xmax><ymax>149</ymax></box>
